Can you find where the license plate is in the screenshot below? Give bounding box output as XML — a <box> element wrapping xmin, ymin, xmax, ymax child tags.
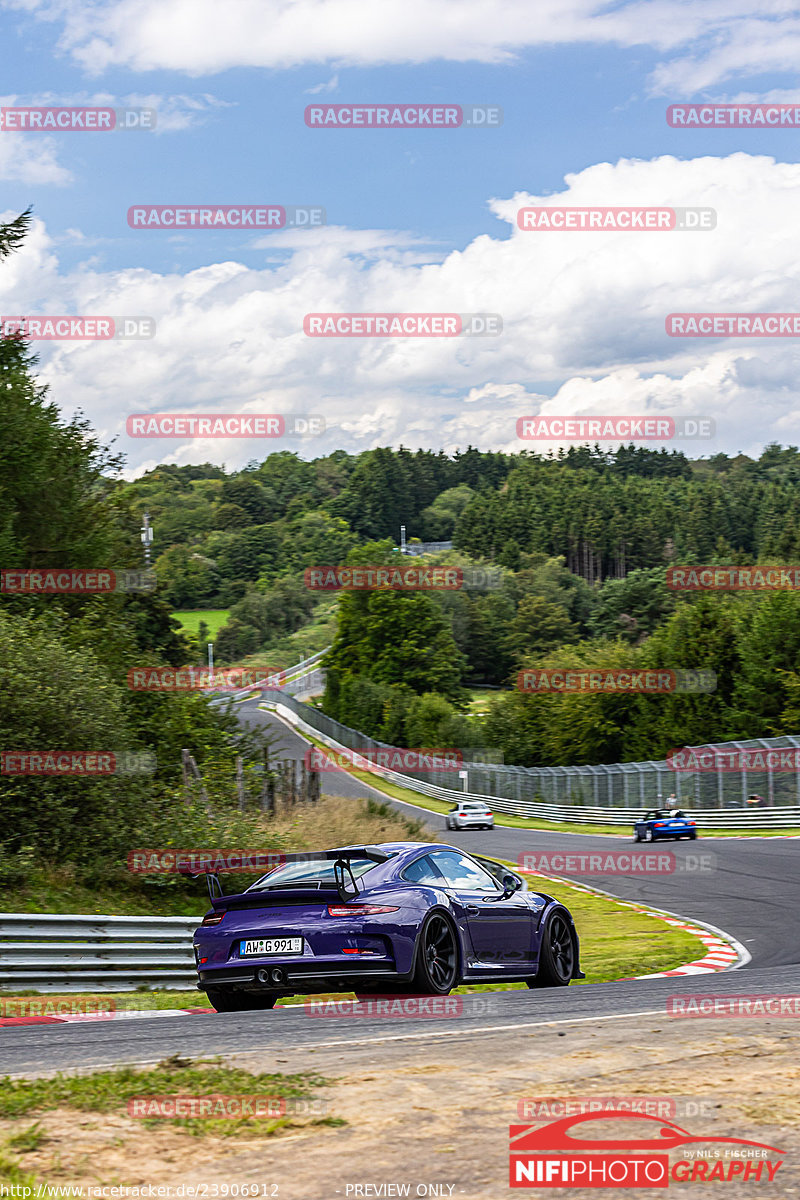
<box><xmin>240</xmin><ymin>937</ymin><xmax>303</xmax><ymax>956</ymax></box>
<box><xmin>670</xmin><ymin>821</ymin><xmax>683</xmax><ymax>827</ymax></box>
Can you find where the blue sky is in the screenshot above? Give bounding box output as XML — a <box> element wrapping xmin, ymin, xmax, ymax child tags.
<box><xmin>2</xmin><ymin>0</ymin><xmax>800</xmax><ymax>475</ymax></box>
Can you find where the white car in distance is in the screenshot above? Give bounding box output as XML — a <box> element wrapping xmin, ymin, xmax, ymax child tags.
<box><xmin>445</xmin><ymin>801</ymin><xmax>495</xmax><ymax>830</ymax></box>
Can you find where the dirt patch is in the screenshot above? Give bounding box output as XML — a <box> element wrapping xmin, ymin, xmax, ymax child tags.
<box><xmin>4</xmin><ymin>1017</ymin><xmax>799</xmax><ymax>1197</ymax></box>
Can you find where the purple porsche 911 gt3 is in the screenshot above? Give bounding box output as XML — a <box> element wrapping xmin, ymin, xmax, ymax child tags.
<box><xmin>193</xmin><ymin>841</ymin><xmax>583</xmax><ymax>1011</ymax></box>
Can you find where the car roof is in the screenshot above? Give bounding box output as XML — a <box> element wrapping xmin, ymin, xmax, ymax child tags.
<box><xmin>341</xmin><ymin>841</ymin><xmax>483</xmax><ymax>859</ymax></box>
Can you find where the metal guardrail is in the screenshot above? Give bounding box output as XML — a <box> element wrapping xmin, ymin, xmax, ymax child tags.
<box><xmin>0</xmin><ymin>914</ymin><xmax>201</xmax><ymax>993</ymax></box>
<box><xmin>282</xmin><ymin>667</ymin><xmax>326</xmax><ymax>697</ymax></box>
<box><xmin>262</xmin><ymin>690</ymin><xmax>800</xmax><ymax>828</ymax></box>
<box><xmin>283</xmin><ymin>648</ymin><xmax>328</xmax><ymax>677</ymax></box>
<box><xmin>401</xmin><ymin>541</ymin><xmax>454</xmax><ymax>556</ymax></box>
<box><xmin>205</xmin><ymin>649</ymin><xmax>330</xmax><ymax>707</ymax></box>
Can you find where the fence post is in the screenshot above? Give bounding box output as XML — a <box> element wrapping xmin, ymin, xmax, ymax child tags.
<box><xmin>183</xmin><ymin>749</ymin><xmax>211</xmax><ymax>813</ymax></box>
<box><xmin>236</xmin><ymin>756</ymin><xmax>245</xmax><ymax>811</ymax></box>
<box><xmin>259</xmin><ymin>748</ymin><xmax>273</xmax><ymax>813</ymax></box>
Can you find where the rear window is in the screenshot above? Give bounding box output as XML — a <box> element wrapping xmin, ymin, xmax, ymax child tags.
<box><xmin>248</xmin><ymin>857</ymin><xmax>380</xmax><ymax>889</ymax></box>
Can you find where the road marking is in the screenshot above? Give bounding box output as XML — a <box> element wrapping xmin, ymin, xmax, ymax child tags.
<box><xmin>245</xmin><ymin>1007</ymin><xmax>672</xmax><ymax>1051</ymax></box>
<box><xmin>3</xmin><ymin>1007</ymin><xmax>671</xmax><ymax>1077</ymax></box>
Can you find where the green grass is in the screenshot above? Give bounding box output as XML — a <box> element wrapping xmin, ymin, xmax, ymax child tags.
<box><xmin>0</xmin><ymin>865</ymin><xmax>210</xmax><ymax>918</ymax></box>
<box><xmin>465</xmin><ymin>687</ymin><xmax>496</xmax><ymax>715</ymax></box>
<box><xmin>0</xmin><ymin>1058</ymin><xmax>337</xmax><ymax>1139</ymax></box>
<box><xmin>236</xmin><ymin>597</ymin><xmax>338</xmax><ymax>672</ymax></box>
<box><xmin>0</xmin><ymin>1136</ymin><xmax>39</xmax><ymax>1187</ymax></box>
<box><xmin>173</xmin><ymin>610</ymin><xmax>230</xmax><ymax>638</ymax></box>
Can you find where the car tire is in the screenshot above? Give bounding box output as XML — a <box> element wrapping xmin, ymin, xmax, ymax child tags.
<box><xmin>410</xmin><ymin>912</ymin><xmax>459</xmax><ymax>994</ymax></box>
<box><xmin>643</xmin><ymin>828</ymin><xmax>654</xmax><ymax>842</ymax></box>
<box><xmin>689</xmin><ymin>831</ymin><xmax>697</xmax><ymax>840</ymax></box>
<box><xmin>205</xmin><ymin>988</ymin><xmax>278</xmax><ymax>1013</ymax></box>
<box><xmin>633</xmin><ymin>830</ymin><xmax>641</xmax><ymax>842</ymax></box>
<box><xmin>526</xmin><ymin>910</ymin><xmax>575</xmax><ymax>988</ymax></box>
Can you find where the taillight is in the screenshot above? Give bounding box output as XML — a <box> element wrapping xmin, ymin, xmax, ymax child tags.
<box><xmin>688</xmin><ymin>821</ymin><xmax>696</xmax><ymax>826</ymax></box>
<box><xmin>201</xmin><ymin>910</ymin><xmax>226</xmax><ymax>926</ymax></box>
<box><xmin>654</xmin><ymin>823</ymin><xmax>665</xmax><ymax>829</ymax></box>
<box><xmin>327</xmin><ymin>905</ymin><xmax>400</xmax><ymax>917</ymax></box>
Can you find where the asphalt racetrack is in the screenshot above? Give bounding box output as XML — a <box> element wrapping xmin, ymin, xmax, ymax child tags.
<box><xmin>3</xmin><ymin>694</ymin><xmax>797</xmax><ymax>1079</ymax></box>
<box><xmin>239</xmin><ymin>698</ymin><xmax>800</xmax><ymax>971</ymax></box>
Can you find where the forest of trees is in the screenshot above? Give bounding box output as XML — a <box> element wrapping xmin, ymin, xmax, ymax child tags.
<box><xmin>7</xmin><ymin>199</ymin><xmax>800</xmax><ymax>847</ymax></box>
<box><xmin>0</xmin><ymin>213</ymin><xmax>272</xmax><ymax>872</ymax></box>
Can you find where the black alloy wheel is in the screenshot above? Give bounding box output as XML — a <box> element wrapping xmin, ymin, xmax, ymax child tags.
<box><xmin>412</xmin><ymin>913</ymin><xmax>458</xmax><ymax>994</ymax></box>
<box><xmin>527</xmin><ymin>911</ymin><xmax>575</xmax><ymax>988</ymax></box>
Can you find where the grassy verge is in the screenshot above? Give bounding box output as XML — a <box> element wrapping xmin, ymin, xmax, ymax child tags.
<box><xmin>173</xmin><ymin>610</ymin><xmax>230</xmax><ymax>638</ymax></box>
<box><xmin>0</xmin><ymin>795</ymin><xmax>432</xmax><ymax>917</ymax></box>
<box><xmin>0</xmin><ymin>1058</ymin><xmax>332</xmax><ymax>1134</ymax></box>
<box><xmin>235</xmin><ymin>597</ymin><xmax>338</xmax><ymax>673</ymax></box>
<box><xmin>0</xmin><ymin>1057</ymin><xmax>340</xmax><ymax>1185</ymax></box>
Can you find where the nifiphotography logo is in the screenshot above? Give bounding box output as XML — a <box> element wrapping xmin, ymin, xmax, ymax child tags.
<box><xmin>509</xmin><ymin>1111</ymin><xmax>784</xmax><ymax>1187</ymax></box>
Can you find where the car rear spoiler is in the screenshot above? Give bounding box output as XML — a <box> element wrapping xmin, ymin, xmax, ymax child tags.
<box><xmin>192</xmin><ymin>845</ymin><xmax>393</xmax><ymax>905</ymax></box>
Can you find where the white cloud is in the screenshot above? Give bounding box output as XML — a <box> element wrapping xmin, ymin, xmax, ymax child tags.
<box><xmin>3</xmin><ymin>0</ymin><xmax>799</xmax><ymax>94</ymax></box>
<box><xmin>0</xmin><ymin>97</ymin><xmax>73</xmax><ymax>183</ymax></box>
<box><xmin>5</xmin><ymin>152</ymin><xmax>800</xmax><ymax>475</ymax></box>
<box><xmin>304</xmin><ymin>74</ymin><xmax>339</xmax><ymax>95</ymax></box>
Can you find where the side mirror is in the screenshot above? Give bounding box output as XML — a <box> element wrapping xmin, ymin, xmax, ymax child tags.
<box><xmin>501</xmin><ymin>873</ymin><xmax>521</xmax><ymax>897</ymax></box>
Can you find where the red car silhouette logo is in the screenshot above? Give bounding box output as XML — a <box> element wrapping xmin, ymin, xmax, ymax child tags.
<box><xmin>510</xmin><ymin>1110</ymin><xmax>783</xmax><ymax>1154</ymax></box>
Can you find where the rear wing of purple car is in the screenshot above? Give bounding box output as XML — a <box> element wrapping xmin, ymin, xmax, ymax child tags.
<box><xmin>192</xmin><ymin>845</ymin><xmax>394</xmax><ymax>905</ymax></box>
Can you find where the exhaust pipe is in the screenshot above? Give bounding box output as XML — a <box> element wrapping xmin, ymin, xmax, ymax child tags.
<box><xmin>255</xmin><ymin>966</ymin><xmax>286</xmax><ymax>986</ymax></box>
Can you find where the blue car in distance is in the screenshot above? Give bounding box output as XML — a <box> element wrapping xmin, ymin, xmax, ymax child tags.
<box><xmin>193</xmin><ymin>842</ymin><xmax>583</xmax><ymax>1012</ymax></box>
<box><xmin>633</xmin><ymin>809</ymin><xmax>697</xmax><ymax>843</ymax></box>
